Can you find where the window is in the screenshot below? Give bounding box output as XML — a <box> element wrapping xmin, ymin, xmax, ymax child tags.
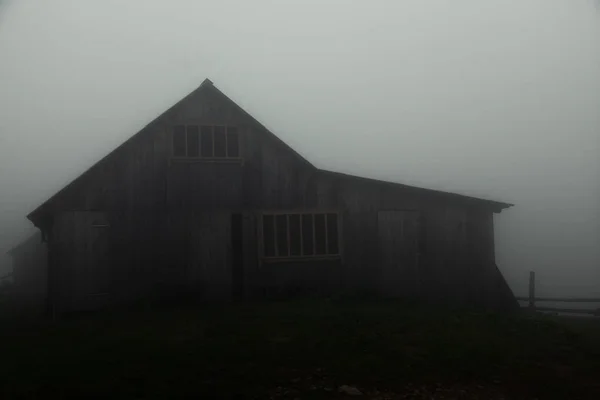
<box><xmin>418</xmin><ymin>214</ymin><xmax>427</xmax><ymax>255</ymax></box>
<box><xmin>200</xmin><ymin>125</ymin><xmax>213</xmax><ymax>157</ymax></box>
<box><xmin>173</xmin><ymin>126</ymin><xmax>186</xmax><ymax>157</ymax></box>
<box><xmin>172</xmin><ymin>125</ymin><xmax>240</xmax><ymax>159</ymax></box>
<box><xmin>261</xmin><ymin>212</ymin><xmax>341</xmax><ymax>259</ymax></box>
<box><xmin>214</xmin><ymin>126</ymin><xmax>227</xmax><ymax>157</ymax></box>
<box><xmin>186</xmin><ymin>125</ymin><xmax>199</xmax><ymax>157</ymax></box>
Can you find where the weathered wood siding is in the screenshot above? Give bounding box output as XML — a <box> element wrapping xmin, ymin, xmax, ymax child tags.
<box><xmin>37</xmin><ymin>83</ymin><xmax>515</xmax><ymax>311</ymax></box>
<box><xmin>304</xmin><ymin>172</ymin><xmax>513</xmax><ymax>307</ymax></box>
<box><xmin>187</xmin><ymin>211</ymin><xmax>232</xmax><ymax>299</ymax></box>
<box><xmin>40</xmin><ymin>84</ymin><xmax>317</xmax><ymax>308</ymax></box>
<box><xmin>10</xmin><ymin>233</ymin><xmax>48</xmax><ymax>313</ymax></box>
<box><xmin>39</xmin><ymin>85</ymin><xmax>311</xmax><ymax>215</ymax></box>
<box><xmin>49</xmin><ymin>211</ymin><xmax>113</xmax><ymax>312</ymax></box>
<box><xmin>377</xmin><ymin>210</ymin><xmax>420</xmax><ymax>297</ymax></box>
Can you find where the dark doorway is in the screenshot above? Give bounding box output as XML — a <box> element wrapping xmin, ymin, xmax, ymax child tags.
<box><xmin>377</xmin><ymin>210</ymin><xmax>421</xmax><ymax>297</ymax></box>
<box><xmin>231</xmin><ymin>213</ymin><xmax>244</xmax><ymax>299</ymax></box>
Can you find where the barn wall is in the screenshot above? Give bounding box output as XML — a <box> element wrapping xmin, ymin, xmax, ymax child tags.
<box><xmin>49</xmin><ymin>211</ymin><xmax>116</xmax><ymax>312</ymax></box>
<box><xmin>303</xmin><ymin>172</ymin><xmax>515</xmax><ymax>307</ymax></box>
<box><xmin>35</xmin><ymin>83</ymin><xmax>515</xmax><ymax>310</ymax></box>
<box><xmin>240</xmin><ymin>169</ymin><xmax>501</xmax><ymax>302</ymax></box>
<box><xmin>40</xmin><ymin>84</ymin><xmax>318</xmax><ymax>307</ymax></box>
<box><xmin>40</xmin><ymin>85</ymin><xmax>313</xmax><ymax>216</ymax></box>
<box><xmin>10</xmin><ymin>233</ymin><xmax>48</xmax><ymax>313</ymax></box>
<box><xmin>254</xmin><ymin>260</ymin><xmax>343</xmax><ymax>297</ymax></box>
<box><xmin>186</xmin><ymin>211</ymin><xmax>232</xmax><ymax>300</ymax></box>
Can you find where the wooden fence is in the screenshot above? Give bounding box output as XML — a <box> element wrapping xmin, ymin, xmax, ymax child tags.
<box><xmin>515</xmin><ymin>271</ymin><xmax>600</xmax><ymax>316</ymax></box>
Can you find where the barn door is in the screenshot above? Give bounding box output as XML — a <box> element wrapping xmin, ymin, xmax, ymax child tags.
<box><xmin>86</xmin><ymin>212</ymin><xmax>111</xmax><ymax>295</ymax></box>
<box><xmin>231</xmin><ymin>213</ymin><xmax>244</xmax><ymax>300</ymax></box>
<box><xmin>188</xmin><ymin>212</ymin><xmax>232</xmax><ymax>300</ymax></box>
<box><xmin>51</xmin><ymin>211</ymin><xmax>112</xmax><ymax>312</ymax></box>
<box><xmin>377</xmin><ymin>210</ymin><xmax>421</xmax><ymax>297</ymax></box>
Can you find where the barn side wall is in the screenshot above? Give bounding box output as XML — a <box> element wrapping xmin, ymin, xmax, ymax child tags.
<box><xmin>297</xmin><ymin>173</ymin><xmax>517</xmax><ymax>309</ymax></box>
<box><xmin>39</xmin><ymin>85</ymin><xmax>316</xmax><ymax>309</ymax></box>
<box><xmin>35</xmin><ymin>84</ymin><xmax>515</xmax><ymax>311</ymax></box>
<box><xmin>10</xmin><ymin>233</ymin><xmax>48</xmax><ymax>314</ymax></box>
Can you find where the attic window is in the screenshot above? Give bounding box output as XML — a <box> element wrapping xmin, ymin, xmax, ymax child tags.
<box><xmin>173</xmin><ymin>125</ymin><xmax>240</xmax><ymax>159</ymax></box>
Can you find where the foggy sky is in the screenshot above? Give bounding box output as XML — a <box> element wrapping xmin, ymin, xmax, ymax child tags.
<box><xmin>0</xmin><ymin>0</ymin><xmax>599</xmax><ymax>297</ymax></box>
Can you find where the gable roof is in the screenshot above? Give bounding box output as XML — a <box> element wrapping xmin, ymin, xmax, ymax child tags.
<box><xmin>27</xmin><ymin>78</ymin><xmax>512</xmax><ymax>226</ymax></box>
<box><xmin>209</xmin><ymin>81</ymin><xmax>314</xmax><ymax>169</ymax></box>
<box><xmin>27</xmin><ymin>79</ymin><xmax>314</xmax><ymax>226</ymax></box>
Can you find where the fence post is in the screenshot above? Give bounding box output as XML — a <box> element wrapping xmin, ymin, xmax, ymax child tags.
<box><xmin>528</xmin><ymin>271</ymin><xmax>535</xmax><ymax>310</ymax></box>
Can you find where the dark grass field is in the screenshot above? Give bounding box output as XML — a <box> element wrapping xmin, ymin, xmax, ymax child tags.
<box><xmin>1</xmin><ymin>299</ymin><xmax>599</xmax><ymax>399</ymax></box>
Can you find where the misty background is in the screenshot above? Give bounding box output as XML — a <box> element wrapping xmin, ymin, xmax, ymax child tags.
<box><xmin>0</xmin><ymin>0</ymin><xmax>598</xmax><ymax>298</ymax></box>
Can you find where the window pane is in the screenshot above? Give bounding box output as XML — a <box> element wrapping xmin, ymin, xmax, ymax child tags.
<box><xmin>314</xmin><ymin>214</ymin><xmax>327</xmax><ymax>255</ymax></box>
<box><xmin>186</xmin><ymin>126</ymin><xmax>199</xmax><ymax>157</ymax></box>
<box><xmin>227</xmin><ymin>127</ymin><xmax>239</xmax><ymax>157</ymax></box>
<box><xmin>289</xmin><ymin>214</ymin><xmax>301</xmax><ymax>256</ymax></box>
<box><xmin>263</xmin><ymin>215</ymin><xmax>275</xmax><ymax>257</ymax></box>
<box><xmin>276</xmin><ymin>215</ymin><xmax>288</xmax><ymax>257</ymax></box>
<box><xmin>200</xmin><ymin>126</ymin><xmax>213</xmax><ymax>157</ymax></box>
<box><xmin>326</xmin><ymin>213</ymin><xmax>339</xmax><ymax>254</ymax></box>
<box><xmin>418</xmin><ymin>215</ymin><xmax>427</xmax><ymax>255</ymax></box>
<box><xmin>214</xmin><ymin>126</ymin><xmax>226</xmax><ymax>157</ymax></box>
<box><xmin>173</xmin><ymin>126</ymin><xmax>186</xmax><ymax>157</ymax></box>
<box><xmin>301</xmin><ymin>214</ymin><xmax>314</xmax><ymax>256</ymax></box>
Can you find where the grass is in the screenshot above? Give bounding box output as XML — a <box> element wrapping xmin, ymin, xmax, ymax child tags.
<box><xmin>1</xmin><ymin>299</ymin><xmax>599</xmax><ymax>399</ymax></box>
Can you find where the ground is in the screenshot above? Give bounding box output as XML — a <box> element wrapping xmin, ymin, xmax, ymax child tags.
<box><xmin>1</xmin><ymin>299</ymin><xmax>599</xmax><ymax>399</ymax></box>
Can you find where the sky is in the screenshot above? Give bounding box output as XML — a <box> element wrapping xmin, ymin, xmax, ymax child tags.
<box><xmin>0</xmin><ymin>0</ymin><xmax>598</xmax><ymax>297</ymax></box>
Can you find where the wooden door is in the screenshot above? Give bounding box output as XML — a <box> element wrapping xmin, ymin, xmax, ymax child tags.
<box><xmin>86</xmin><ymin>212</ymin><xmax>111</xmax><ymax>295</ymax></box>
<box><xmin>231</xmin><ymin>213</ymin><xmax>244</xmax><ymax>299</ymax></box>
<box><xmin>377</xmin><ymin>210</ymin><xmax>421</xmax><ymax>297</ymax></box>
<box><xmin>188</xmin><ymin>212</ymin><xmax>232</xmax><ymax>300</ymax></box>
<box><xmin>51</xmin><ymin>211</ymin><xmax>112</xmax><ymax>312</ymax></box>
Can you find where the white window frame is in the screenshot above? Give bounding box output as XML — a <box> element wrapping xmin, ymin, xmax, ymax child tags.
<box><xmin>259</xmin><ymin>211</ymin><xmax>342</xmax><ymax>261</ymax></box>
<box><xmin>171</xmin><ymin>124</ymin><xmax>241</xmax><ymax>160</ymax></box>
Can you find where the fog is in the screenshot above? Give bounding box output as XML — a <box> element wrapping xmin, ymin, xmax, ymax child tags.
<box><xmin>0</xmin><ymin>0</ymin><xmax>598</xmax><ymax>298</ymax></box>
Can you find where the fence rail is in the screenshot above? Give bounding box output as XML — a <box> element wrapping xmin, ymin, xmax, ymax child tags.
<box><xmin>516</xmin><ymin>296</ymin><xmax>600</xmax><ymax>303</ymax></box>
<box><xmin>518</xmin><ymin>271</ymin><xmax>600</xmax><ymax>316</ymax></box>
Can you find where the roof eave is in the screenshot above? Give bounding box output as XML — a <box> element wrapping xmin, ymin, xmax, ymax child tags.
<box><xmin>319</xmin><ymin>169</ymin><xmax>514</xmax><ymax>211</ymax></box>
<box><xmin>25</xmin><ymin>79</ymin><xmax>513</xmax><ymax>223</ymax></box>
<box><xmin>24</xmin><ymin>78</ymin><xmax>218</xmax><ymax>226</ymax></box>
<box><xmin>491</xmin><ymin>202</ymin><xmax>514</xmax><ymax>213</ymax></box>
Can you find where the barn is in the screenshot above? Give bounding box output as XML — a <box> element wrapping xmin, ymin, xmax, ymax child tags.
<box><xmin>25</xmin><ymin>79</ymin><xmax>517</xmax><ymax>313</ymax></box>
<box><xmin>6</xmin><ymin>232</ymin><xmax>48</xmax><ymax>313</ymax></box>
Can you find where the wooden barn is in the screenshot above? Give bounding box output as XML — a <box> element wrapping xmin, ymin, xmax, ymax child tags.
<box><xmin>7</xmin><ymin>232</ymin><xmax>48</xmax><ymax>313</ymax></box>
<box><xmin>26</xmin><ymin>79</ymin><xmax>517</xmax><ymax>313</ymax></box>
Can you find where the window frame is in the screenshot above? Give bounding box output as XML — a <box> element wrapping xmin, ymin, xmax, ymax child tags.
<box><xmin>258</xmin><ymin>210</ymin><xmax>343</xmax><ymax>262</ymax></box>
<box><xmin>171</xmin><ymin>124</ymin><xmax>241</xmax><ymax>161</ymax></box>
